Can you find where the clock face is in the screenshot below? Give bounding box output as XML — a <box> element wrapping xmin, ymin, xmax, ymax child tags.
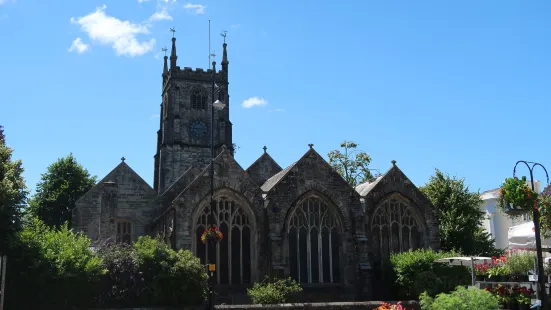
<box><xmin>190</xmin><ymin>120</ymin><xmax>207</xmax><ymax>139</ymax></box>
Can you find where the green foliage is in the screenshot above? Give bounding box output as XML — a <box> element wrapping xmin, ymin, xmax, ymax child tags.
<box><xmin>0</xmin><ymin>125</ymin><xmax>28</xmax><ymax>253</ymax></box>
<box><xmin>420</xmin><ymin>169</ymin><xmax>502</xmax><ymax>257</ymax></box>
<box><xmin>96</xmin><ymin>243</ymin><xmax>145</xmax><ymax>307</ymax></box>
<box><xmin>390</xmin><ymin>248</ymin><xmax>470</xmax><ymax>299</ymax></box>
<box><xmin>247</xmin><ymin>277</ymin><xmax>303</xmax><ymax>304</ymax></box>
<box><xmin>506</xmin><ymin>251</ymin><xmax>535</xmax><ymax>275</ymax></box>
<box><xmin>419</xmin><ymin>286</ymin><xmax>499</xmax><ymax>310</ymax></box>
<box><xmin>130</xmin><ymin>236</ymin><xmax>208</xmax><ymax>307</ymax></box>
<box><xmin>498</xmin><ymin>176</ymin><xmax>537</xmax><ymax>213</ymax></box>
<box><xmin>6</xmin><ymin>217</ymin><xmax>105</xmax><ymax>309</ymax></box>
<box><xmin>27</xmin><ymin>153</ymin><xmax>96</xmax><ymax>228</ymax></box>
<box><xmin>328</xmin><ymin>140</ymin><xmax>373</xmax><ymax>187</ymax></box>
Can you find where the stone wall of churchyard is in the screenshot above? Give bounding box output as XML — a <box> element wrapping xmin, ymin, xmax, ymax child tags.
<box><xmin>99</xmin><ymin>301</ymin><xmax>420</xmax><ymax>310</ymax></box>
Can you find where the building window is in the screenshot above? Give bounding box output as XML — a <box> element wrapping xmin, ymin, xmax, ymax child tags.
<box><xmin>287</xmin><ymin>196</ymin><xmax>340</xmax><ymax>284</ymax></box>
<box><xmin>195</xmin><ymin>198</ymin><xmax>252</xmax><ymax>285</ymax></box>
<box><xmin>117</xmin><ymin>220</ymin><xmax>132</xmax><ymax>244</ymax></box>
<box><xmin>191</xmin><ymin>87</ymin><xmax>207</xmax><ymax>110</ymax></box>
<box><xmin>369</xmin><ymin>196</ymin><xmax>421</xmax><ymax>263</ymax></box>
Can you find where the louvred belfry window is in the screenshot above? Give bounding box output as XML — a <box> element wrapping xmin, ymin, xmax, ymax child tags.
<box><xmin>191</xmin><ymin>87</ymin><xmax>207</xmax><ymax>110</ymax></box>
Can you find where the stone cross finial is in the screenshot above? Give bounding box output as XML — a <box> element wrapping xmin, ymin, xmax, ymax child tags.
<box><xmin>391</xmin><ymin>160</ymin><xmax>396</xmax><ymax>166</ymax></box>
<box><xmin>121</xmin><ymin>157</ymin><xmax>126</xmax><ymax>162</ymax></box>
<box><xmin>161</xmin><ymin>47</ymin><xmax>168</xmax><ymax>56</ymax></box>
<box><xmin>263</xmin><ymin>146</ymin><xmax>267</xmax><ymax>153</ymax></box>
<box><xmin>308</xmin><ymin>144</ymin><xmax>314</xmax><ymax>149</ymax></box>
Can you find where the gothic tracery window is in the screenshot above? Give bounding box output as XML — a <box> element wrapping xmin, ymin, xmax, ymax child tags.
<box><xmin>195</xmin><ymin>198</ymin><xmax>252</xmax><ymax>285</ymax></box>
<box><xmin>191</xmin><ymin>87</ymin><xmax>207</xmax><ymax>110</ymax></box>
<box><xmin>288</xmin><ymin>196</ymin><xmax>340</xmax><ymax>284</ymax></box>
<box><xmin>370</xmin><ymin>196</ymin><xmax>421</xmax><ymax>263</ymax></box>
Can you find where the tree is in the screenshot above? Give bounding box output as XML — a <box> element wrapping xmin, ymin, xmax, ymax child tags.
<box><xmin>0</xmin><ymin>125</ymin><xmax>28</xmax><ymax>253</ymax></box>
<box><xmin>420</xmin><ymin>169</ymin><xmax>501</xmax><ymax>257</ymax></box>
<box><xmin>27</xmin><ymin>154</ymin><xmax>96</xmax><ymax>228</ymax></box>
<box><xmin>328</xmin><ymin>140</ymin><xmax>374</xmax><ymax>187</ymax></box>
<box><xmin>6</xmin><ymin>217</ymin><xmax>105</xmax><ymax>309</ymax></box>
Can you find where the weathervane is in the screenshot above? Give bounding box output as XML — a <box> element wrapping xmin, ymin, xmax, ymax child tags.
<box><xmin>161</xmin><ymin>47</ymin><xmax>168</xmax><ymax>56</ymax></box>
<box><xmin>220</xmin><ymin>30</ymin><xmax>227</xmax><ymax>43</ymax></box>
<box><xmin>170</xmin><ymin>27</ymin><xmax>176</xmax><ymax>37</ymax></box>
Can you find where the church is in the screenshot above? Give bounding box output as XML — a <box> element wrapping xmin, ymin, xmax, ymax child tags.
<box><xmin>71</xmin><ymin>34</ymin><xmax>440</xmax><ymax>302</ymax></box>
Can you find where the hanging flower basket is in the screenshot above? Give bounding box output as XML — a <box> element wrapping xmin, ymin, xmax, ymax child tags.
<box><xmin>201</xmin><ymin>225</ymin><xmax>223</xmax><ymax>244</ymax></box>
<box><xmin>497</xmin><ymin>176</ymin><xmax>538</xmax><ymax>217</ymax></box>
<box><xmin>538</xmin><ymin>185</ymin><xmax>551</xmax><ymax>238</ymax></box>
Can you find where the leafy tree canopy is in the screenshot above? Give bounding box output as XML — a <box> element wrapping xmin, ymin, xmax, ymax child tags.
<box><xmin>420</xmin><ymin>169</ymin><xmax>502</xmax><ymax>257</ymax></box>
<box><xmin>328</xmin><ymin>140</ymin><xmax>374</xmax><ymax>187</ymax></box>
<box><xmin>27</xmin><ymin>153</ymin><xmax>96</xmax><ymax>228</ymax></box>
<box><xmin>0</xmin><ymin>125</ymin><xmax>28</xmax><ymax>253</ymax></box>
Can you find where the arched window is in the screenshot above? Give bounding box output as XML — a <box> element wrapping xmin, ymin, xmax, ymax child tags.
<box><xmin>195</xmin><ymin>198</ymin><xmax>252</xmax><ymax>285</ymax></box>
<box><xmin>117</xmin><ymin>219</ymin><xmax>132</xmax><ymax>244</ymax></box>
<box><xmin>287</xmin><ymin>196</ymin><xmax>340</xmax><ymax>284</ymax></box>
<box><xmin>370</xmin><ymin>196</ymin><xmax>421</xmax><ymax>263</ymax></box>
<box><xmin>190</xmin><ymin>87</ymin><xmax>207</xmax><ymax>110</ymax></box>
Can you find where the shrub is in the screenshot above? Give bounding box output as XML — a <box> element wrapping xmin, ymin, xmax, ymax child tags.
<box><xmin>5</xmin><ymin>217</ymin><xmax>105</xmax><ymax>309</ymax></box>
<box><xmin>419</xmin><ymin>286</ymin><xmax>499</xmax><ymax>310</ymax></box>
<box><xmin>134</xmin><ymin>235</ymin><xmax>208</xmax><ymax>307</ymax></box>
<box><xmin>247</xmin><ymin>277</ymin><xmax>303</xmax><ymax>304</ymax></box>
<box><xmin>96</xmin><ymin>243</ymin><xmax>146</xmax><ymax>307</ymax></box>
<box><xmin>390</xmin><ymin>248</ymin><xmax>470</xmax><ymax>299</ymax></box>
<box><xmin>506</xmin><ymin>250</ymin><xmax>535</xmax><ymax>275</ymax></box>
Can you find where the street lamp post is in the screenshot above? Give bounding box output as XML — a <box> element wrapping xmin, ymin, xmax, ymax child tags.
<box><xmin>206</xmin><ymin>59</ymin><xmax>226</xmax><ymax>310</ymax></box>
<box><xmin>513</xmin><ymin>160</ymin><xmax>549</xmax><ymax>309</ymax></box>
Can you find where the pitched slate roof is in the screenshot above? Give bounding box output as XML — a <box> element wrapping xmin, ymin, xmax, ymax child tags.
<box><xmin>355</xmin><ymin>174</ymin><xmax>386</xmax><ymax>196</ymax></box>
<box><xmin>260</xmin><ymin>160</ymin><xmax>299</xmax><ymax>192</ymax></box>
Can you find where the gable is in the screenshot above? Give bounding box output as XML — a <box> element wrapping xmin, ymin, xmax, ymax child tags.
<box><xmin>357</xmin><ymin>164</ymin><xmax>435</xmax><ymax>216</ymax></box>
<box><xmin>75</xmin><ymin>161</ymin><xmax>155</xmax><ymax>206</ymax></box>
<box><xmin>246</xmin><ymin>152</ymin><xmax>283</xmax><ymax>187</ymax></box>
<box><xmin>261</xmin><ymin>147</ymin><xmax>357</xmax><ymax>194</ymax></box>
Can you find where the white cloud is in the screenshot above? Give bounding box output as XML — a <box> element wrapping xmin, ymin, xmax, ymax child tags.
<box><xmin>242</xmin><ymin>97</ymin><xmax>268</xmax><ymax>109</ymax></box>
<box><xmin>70</xmin><ymin>5</ymin><xmax>156</xmax><ymax>57</ymax></box>
<box><xmin>68</xmin><ymin>37</ymin><xmax>90</xmax><ymax>54</ymax></box>
<box><xmin>150</xmin><ymin>114</ymin><xmax>160</xmax><ymax>119</ymax></box>
<box><xmin>230</xmin><ymin>24</ymin><xmax>240</xmax><ymax>29</ymax></box>
<box><xmin>148</xmin><ymin>8</ymin><xmax>172</xmax><ymax>21</ymax></box>
<box><xmin>183</xmin><ymin>3</ymin><xmax>205</xmax><ymax>14</ymax></box>
<box><xmin>137</xmin><ymin>0</ymin><xmax>151</xmax><ymax>2</ymax></box>
<box><xmin>269</xmin><ymin>108</ymin><xmax>286</xmax><ymax>113</ymax></box>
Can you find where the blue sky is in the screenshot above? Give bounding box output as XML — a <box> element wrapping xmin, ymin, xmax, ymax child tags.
<box><xmin>1</xmin><ymin>0</ymin><xmax>550</xmax><ymax>196</ymax></box>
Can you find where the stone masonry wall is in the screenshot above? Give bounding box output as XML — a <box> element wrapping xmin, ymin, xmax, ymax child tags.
<box><xmin>73</xmin><ymin>163</ymin><xmax>157</xmax><ymax>242</ymax></box>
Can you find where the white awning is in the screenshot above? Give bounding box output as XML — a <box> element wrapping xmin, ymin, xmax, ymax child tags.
<box><xmin>508</xmin><ymin>221</ymin><xmax>551</xmax><ymax>250</ymax></box>
<box><xmin>435</xmin><ymin>257</ymin><xmax>492</xmax><ymax>266</ymax></box>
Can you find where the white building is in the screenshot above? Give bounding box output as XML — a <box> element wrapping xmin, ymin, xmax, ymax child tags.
<box><xmin>480</xmin><ymin>181</ymin><xmax>541</xmax><ymax>250</ymax></box>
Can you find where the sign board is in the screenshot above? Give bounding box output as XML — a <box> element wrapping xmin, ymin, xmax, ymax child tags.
<box><xmin>208</xmin><ymin>264</ymin><xmax>216</xmax><ymax>272</ymax></box>
<box><xmin>529</xmin><ymin>274</ymin><xmax>538</xmax><ymax>282</ymax></box>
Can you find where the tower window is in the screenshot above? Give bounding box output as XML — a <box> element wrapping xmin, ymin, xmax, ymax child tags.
<box><xmin>191</xmin><ymin>87</ymin><xmax>207</xmax><ymax>110</ymax></box>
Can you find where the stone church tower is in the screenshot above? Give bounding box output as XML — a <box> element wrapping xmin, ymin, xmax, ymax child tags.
<box><xmin>72</xmin><ymin>34</ymin><xmax>441</xmax><ymax>303</ymax></box>
<box><xmin>154</xmin><ymin>36</ymin><xmax>232</xmax><ymax>193</ymax></box>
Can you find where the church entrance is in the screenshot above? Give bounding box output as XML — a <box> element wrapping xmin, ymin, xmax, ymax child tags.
<box><xmin>195</xmin><ymin>197</ymin><xmax>254</xmax><ymax>285</ymax></box>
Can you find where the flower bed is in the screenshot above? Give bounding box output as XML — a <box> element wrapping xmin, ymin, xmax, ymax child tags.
<box><xmin>485</xmin><ymin>285</ymin><xmax>534</xmax><ymax>310</ymax></box>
